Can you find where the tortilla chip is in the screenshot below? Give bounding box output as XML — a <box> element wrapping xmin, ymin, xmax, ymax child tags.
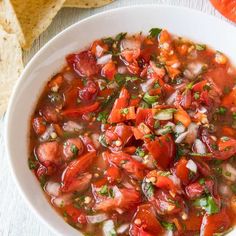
<box><xmin>1</xmin><ymin>0</ymin><xmax>65</xmax><ymax>49</ymax></box>
<box><xmin>0</xmin><ymin>26</ymin><xmax>23</xmax><ymax>116</ymax></box>
<box><xmin>64</xmin><ymin>0</ymin><xmax>113</xmax><ymax>8</ymax></box>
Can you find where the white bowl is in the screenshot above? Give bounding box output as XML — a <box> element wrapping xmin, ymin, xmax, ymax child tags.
<box><xmin>5</xmin><ymin>5</ymin><xmax>236</xmax><ymax>236</ymax></box>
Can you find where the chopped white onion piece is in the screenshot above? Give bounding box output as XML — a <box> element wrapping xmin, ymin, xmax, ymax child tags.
<box><xmin>53</xmin><ymin>193</ymin><xmax>72</xmax><ymax>207</ymax></box>
<box><xmin>118</xmin><ymin>66</ymin><xmax>128</xmax><ymax>74</ymax></box>
<box><xmin>103</xmin><ymin>220</ymin><xmax>116</xmax><ymax>236</ymax></box>
<box><xmin>174</xmin><ymin>123</ymin><xmax>186</xmax><ymax>134</ymax></box>
<box><xmin>186</xmin><ymin>159</ymin><xmax>198</xmax><ymax>173</ymax></box>
<box><xmin>154</xmin><ymin>110</ymin><xmax>174</xmax><ymax>120</ymax></box>
<box><xmin>120</xmin><ymin>39</ymin><xmax>141</xmax><ymax>51</ymax></box>
<box><xmin>219</xmin><ymin>184</ymin><xmax>232</xmax><ymax>196</ymax></box>
<box><xmin>40</xmin><ymin>125</ymin><xmax>54</xmax><ymax>141</ymax></box>
<box><xmin>185</xmin><ymin>123</ymin><xmax>199</xmax><ymax>144</ymax></box>
<box><xmin>45</xmin><ymin>181</ymin><xmax>60</xmax><ymax>197</ymax></box>
<box><xmin>117</xmin><ymin>224</ymin><xmax>130</xmax><ymax>234</ymax></box>
<box><xmin>96</xmin><ymin>45</ymin><xmax>104</xmax><ymax>57</ymax></box>
<box><xmin>175</xmin><ymin>131</ymin><xmax>189</xmax><ymax>144</ymax></box>
<box><xmin>140</xmin><ymin>78</ymin><xmax>155</xmax><ymax>93</ymax></box>
<box><xmin>194</xmin><ymin>139</ymin><xmax>206</xmax><ymax>154</ymax></box>
<box><xmin>86</xmin><ymin>213</ymin><xmax>108</xmax><ymax>224</ymax></box>
<box><xmin>184</xmin><ymin>62</ymin><xmax>204</xmax><ymax>79</ymax></box>
<box><xmin>166</xmin><ymin>91</ymin><xmax>178</xmax><ymax>105</ymax></box>
<box><xmin>63</xmin><ymin>121</ymin><xmax>83</xmax><ymax>132</ymax></box>
<box><xmin>107</xmin><ymin>81</ymin><xmax>118</xmax><ymax>89</ymax></box>
<box><xmin>198</xmin><ymin>106</ymin><xmax>207</xmax><ymax>114</ymax></box>
<box><xmin>223</xmin><ymin>163</ymin><xmax>236</xmax><ymax>182</ymax></box>
<box><xmin>97</xmin><ymin>54</ymin><xmax>112</xmax><ymax>65</ymax></box>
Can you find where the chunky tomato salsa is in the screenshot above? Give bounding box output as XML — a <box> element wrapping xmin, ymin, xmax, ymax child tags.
<box><xmin>29</xmin><ymin>28</ymin><xmax>236</xmax><ymax>236</ymax></box>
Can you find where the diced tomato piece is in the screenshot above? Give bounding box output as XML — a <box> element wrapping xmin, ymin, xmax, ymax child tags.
<box><xmin>48</xmin><ymin>74</ymin><xmax>63</xmax><ymax>89</ymax></box>
<box><xmin>222</xmin><ymin>87</ymin><xmax>236</xmax><ymax>108</ymax></box>
<box><xmin>130</xmin><ymin>204</ymin><xmax>163</xmax><ymax>236</ymax></box>
<box><xmin>66</xmin><ymin>50</ymin><xmax>99</xmax><ymax>77</ymax></box>
<box><xmin>221</xmin><ymin>126</ymin><xmax>236</xmax><ymax>138</ymax></box>
<box><xmin>101</xmin><ymin>61</ymin><xmax>117</xmax><ymax>80</ymax></box>
<box><xmin>63</xmin><ymin>138</ymin><xmax>84</xmax><ymax>160</ymax></box>
<box><xmin>145</xmin><ymin>134</ymin><xmax>176</xmax><ymax>169</ymax></box>
<box><xmin>107</xmin><ymin>152</ymin><xmax>147</xmax><ymax>180</ymax></box>
<box><xmin>202</xmin><ymin>128</ymin><xmax>236</xmax><ymax>160</ymax></box>
<box><xmin>192</xmin><ymin>80</ymin><xmax>208</xmax><ymax>92</ymax></box>
<box><xmin>151</xmin><ymin>189</ymin><xmax>184</xmax><ymax>215</ymax></box>
<box><xmin>200</xmin><ymin>208</ymin><xmax>231</xmax><ymax>236</ymax></box>
<box><xmin>174</xmin><ymin>107</ymin><xmax>191</xmax><ymax>127</ymax></box>
<box><xmin>62</xmin><ymin>172</ymin><xmax>92</xmax><ymax>193</ymax></box>
<box><xmin>185</xmin><ymin>179</ymin><xmax>214</xmax><ymax>199</ymax></box>
<box><xmin>98</xmin><ymin>88</ymin><xmax>113</xmax><ymax>97</ymax></box>
<box><xmin>32</xmin><ymin>117</ymin><xmax>46</xmax><ymax>135</ymax></box>
<box><xmin>105</xmin><ymin>166</ymin><xmax>121</xmax><ymax>183</ymax></box>
<box><xmin>180</xmin><ymin>89</ymin><xmax>192</xmax><ymax>109</ymax></box>
<box><xmin>130</xmin><ymin>97</ymin><xmax>141</xmax><ymax>107</ymax></box>
<box><xmin>90</xmin><ymin>40</ymin><xmax>109</xmax><ymax>57</ymax></box>
<box><xmin>136</xmin><ymin>108</ymin><xmax>155</xmax><ymax>129</ymax></box>
<box><xmin>80</xmin><ymin>135</ymin><xmax>97</xmax><ymax>152</ymax></box>
<box><xmin>61</xmin><ymin>101</ymin><xmax>100</xmax><ymax>117</ymax></box>
<box><xmin>36</xmin><ymin>141</ymin><xmax>62</xmax><ymax>166</ymax></box>
<box><xmin>108</xmin><ymin>87</ymin><xmax>130</xmax><ymax>123</ymax></box>
<box><xmin>40</xmin><ymin>106</ymin><xmax>59</xmax><ymax>123</ymax></box>
<box><xmin>183</xmin><ymin>210</ymin><xmax>203</xmax><ymax>231</ymax></box>
<box><xmin>145</xmin><ymin>170</ymin><xmax>179</xmax><ymax>193</ymax></box>
<box><xmin>94</xmin><ymin>187</ymin><xmax>141</xmax><ymax>211</ymax></box>
<box><xmin>79</xmin><ymin>80</ymin><xmax>98</xmax><ymax>101</ymax></box>
<box><xmin>210</xmin><ymin>0</ymin><xmax>236</xmax><ymax>23</ymax></box>
<box><xmin>127</xmin><ymin>60</ymin><xmax>141</xmax><ymax>75</ymax></box>
<box><xmin>175</xmin><ymin>158</ymin><xmax>190</xmax><ymax>185</ymax></box>
<box><xmin>61</xmin><ymin>151</ymin><xmax>96</xmax><ymax>191</ymax></box>
<box><xmin>147</xmin><ymin>61</ymin><xmax>165</xmax><ymax>80</ymax></box>
<box><xmin>64</xmin><ymin>204</ymin><xmax>87</xmax><ymax>224</ymax></box>
<box><xmin>121</xmin><ymin>48</ymin><xmax>140</xmax><ymax>63</ymax></box>
<box><xmin>104</xmin><ymin>123</ymin><xmax>133</xmax><ymax>151</ymax></box>
<box><xmin>218</xmin><ymin>137</ymin><xmax>236</xmax><ymax>151</ymax></box>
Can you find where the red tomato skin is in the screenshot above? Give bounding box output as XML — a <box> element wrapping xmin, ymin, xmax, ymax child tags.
<box><xmin>66</xmin><ymin>50</ymin><xmax>99</xmax><ymax>77</ymax></box>
<box><xmin>200</xmin><ymin>208</ymin><xmax>231</xmax><ymax>236</ymax></box>
<box><xmin>130</xmin><ymin>204</ymin><xmax>163</xmax><ymax>236</ymax></box>
<box><xmin>61</xmin><ymin>151</ymin><xmax>96</xmax><ymax>191</ymax></box>
<box><xmin>64</xmin><ymin>205</ymin><xmax>87</xmax><ymax>224</ymax></box>
<box><xmin>145</xmin><ymin>134</ymin><xmax>176</xmax><ymax>169</ymax></box>
<box><xmin>174</xmin><ymin>158</ymin><xmax>190</xmax><ymax>185</ymax></box>
<box><xmin>79</xmin><ymin>80</ymin><xmax>98</xmax><ymax>101</ymax></box>
<box><xmin>136</xmin><ymin>108</ymin><xmax>155</xmax><ymax>129</ymax></box>
<box><xmin>32</xmin><ymin>117</ymin><xmax>46</xmax><ymax>135</ymax></box>
<box><xmin>105</xmin><ymin>166</ymin><xmax>121</xmax><ymax>183</ymax></box>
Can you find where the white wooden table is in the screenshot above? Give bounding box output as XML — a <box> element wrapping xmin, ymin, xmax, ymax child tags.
<box><xmin>0</xmin><ymin>0</ymin><xmax>231</xmax><ymax>235</ymax></box>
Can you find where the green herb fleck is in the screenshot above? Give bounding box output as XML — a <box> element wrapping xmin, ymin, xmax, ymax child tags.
<box><xmin>149</xmin><ymin>28</ymin><xmax>162</xmax><ymax>38</ymax></box>
<box><xmin>196</xmin><ymin>44</ymin><xmax>206</xmax><ymax>51</ymax></box>
<box><xmin>143</xmin><ymin>92</ymin><xmax>159</xmax><ymax>104</ymax></box>
<box><xmin>194</xmin><ymin>195</ymin><xmax>219</xmax><ymax>214</ymax></box>
<box><xmin>135</xmin><ymin>147</ymin><xmax>145</xmax><ymax>158</ymax></box>
<box><xmin>216</xmin><ymin>106</ymin><xmax>227</xmax><ymax>115</ymax></box>
<box><xmin>144</xmin><ymin>182</ymin><xmax>154</xmax><ymax>198</ymax></box>
<box><xmin>144</xmin><ymin>134</ymin><xmax>155</xmax><ymax>140</ymax></box>
<box><xmin>115</xmin><ymin>32</ymin><xmax>127</xmax><ymax>42</ymax></box>
<box><xmin>194</xmin><ymin>92</ymin><xmax>200</xmax><ymax>100</ymax></box>
<box><xmin>70</xmin><ymin>144</ymin><xmax>78</xmax><ymax>155</ymax></box>
<box><xmin>161</xmin><ymin>221</ymin><xmax>176</xmax><ymax>231</ymax></box>
<box><xmin>97</xmin><ymin>111</ymin><xmax>109</xmax><ymax>124</ymax></box>
<box><xmin>120</xmin><ymin>108</ymin><xmax>129</xmax><ymax>115</ymax></box>
<box><xmin>199</xmin><ymin>178</ymin><xmax>205</xmax><ymax>185</ymax></box>
<box><xmin>99</xmin><ymin>185</ymin><xmax>108</xmax><ymax>195</ymax></box>
<box><xmin>28</xmin><ymin>159</ymin><xmax>37</xmax><ymax>170</ymax></box>
<box><xmin>109</xmin><ymin>229</ymin><xmax>117</xmax><ymax>236</ymax></box>
<box><xmin>98</xmin><ymin>135</ymin><xmax>108</xmax><ymax>147</ymax></box>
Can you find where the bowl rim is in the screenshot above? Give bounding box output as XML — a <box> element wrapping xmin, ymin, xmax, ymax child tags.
<box><xmin>5</xmin><ymin>4</ymin><xmax>236</xmax><ymax>236</ymax></box>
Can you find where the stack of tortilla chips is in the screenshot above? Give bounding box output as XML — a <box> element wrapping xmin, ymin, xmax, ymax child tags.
<box><xmin>0</xmin><ymin>0</ymin><xmax>113</xmax><ymax>116</ymax></box>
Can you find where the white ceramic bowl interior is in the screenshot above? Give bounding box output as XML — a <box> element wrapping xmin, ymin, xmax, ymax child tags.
<box><xmin>5</xmin><ymin>5</ymin><xmax>236</xmax><ymax>236</ymax></box>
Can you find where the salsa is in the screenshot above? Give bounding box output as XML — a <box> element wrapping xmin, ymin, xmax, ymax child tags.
<box><xmin>29</xmin><ymin>28</ymin><xmax>236</xmax><ymax>236</ymax></box>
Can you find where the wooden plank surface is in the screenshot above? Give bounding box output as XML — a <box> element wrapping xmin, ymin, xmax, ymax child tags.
<box><xmin>0</xmin><ymin>0</ymin><xmax>230</xmax><ymax>235</ymax></box>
